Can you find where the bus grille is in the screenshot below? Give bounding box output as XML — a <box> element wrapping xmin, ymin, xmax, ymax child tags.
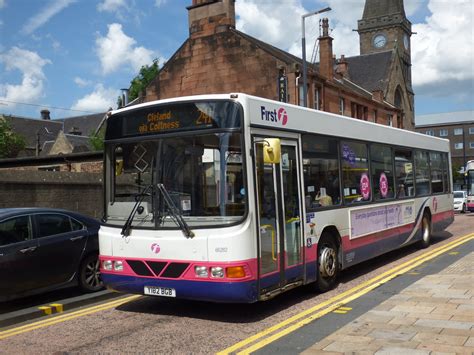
<box><xmin>126</xmin><ymin>260</ymin><xmax>153</xmax><ymax>276</ymax></box>
<box><xmin>125</xmin><ymin>260</ymin><xmax>190</xmax><ymax>278</ymax></box>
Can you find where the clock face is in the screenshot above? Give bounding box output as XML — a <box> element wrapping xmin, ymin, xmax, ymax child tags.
<box><xmin>403</xmin><ymin>34</ymin><xmax>409</xmax><ymax>50</ymax></box>
<box><xmin>373</xmin><ymin>34</ymin><xmax>387</xmax><ymax>49</ymax></box>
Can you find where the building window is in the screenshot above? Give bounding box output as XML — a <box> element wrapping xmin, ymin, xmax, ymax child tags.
<box><xmin>454</xmin><ymin>128</ymin><xmax>463</xmax><ymax>135</ymax></box>
<box><xmin>314</xmin><ymin>86</ymin><xmax>321</xmax><ymax>110</ymax></box>
<box><xmin>469</xmin><ymin>127</ymin><xmax>474</xmax><ymax>134</ymax></box>
<box><xmin>339</xmin><ymin>98</ymin><xmax>345</xmax><ymax>115</ymax></box>
<box><xmin>470</xmin><ymin>142</ymin><xmax>474</xmax><ymax>149</ymax></box>
<box><xmin>387</xmin><ymin>115</ymin><xmax>393</xmax><ymax>127</ymax></box>
<box><xmin>425</xmin><ymin>130</ymin><xmax>434</xmax><ymax>136</ymax></box>
<box><xmin>439</xmin><ymin>129</ymin><xmax>448</xmax><ymax>137</ymax></box>
<box><xmin>454</xmin><ymin>143</ymin><xmax>463</xmax><ymax>150</ymax></box>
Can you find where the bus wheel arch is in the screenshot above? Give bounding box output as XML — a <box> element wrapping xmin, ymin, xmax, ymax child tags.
<box><xmin>315</xmin><ymin>227</ymin><xmax>341</xmax><ymax>292</ymax></box>
<box><xmin>419</xmin><ymin>209</ymin><xmax>432</xmax><ymax>249</ymax></box>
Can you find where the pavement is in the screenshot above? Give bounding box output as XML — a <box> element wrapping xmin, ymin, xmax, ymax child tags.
<box><xmin>254</xmin><ymin>238</ymin><xmax>474</xmax><ymax>354</ymax></box>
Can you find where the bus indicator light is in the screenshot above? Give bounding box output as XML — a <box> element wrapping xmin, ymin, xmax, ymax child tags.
<box><xmin>226</xmin><ymin>266</ymin><xmax>245</xmax><ymax>278</ymax></box>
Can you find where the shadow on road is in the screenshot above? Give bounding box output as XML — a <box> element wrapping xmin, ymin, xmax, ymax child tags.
<box><xmin>115</xmin><ymin>230</ymin><xmax>456</xmax><ymax>323</ymax></box>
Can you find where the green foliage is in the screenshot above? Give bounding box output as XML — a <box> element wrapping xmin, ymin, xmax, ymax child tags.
<box><xmin>89</xmin><ymin>126</ymin><xmax>105</xmax><ymax>151</ymax></box>
<box><xmin>0</xmin><ymin>117</ymin><xmax>26</xmax><ymax>158</ymax></box>
<box><xmin>121</xmin><ymin>59</ymin><xmax>160</xmax><ymax>106</ymax></box>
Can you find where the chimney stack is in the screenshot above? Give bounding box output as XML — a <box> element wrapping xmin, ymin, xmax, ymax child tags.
<box><xmin>40</xmin><ymin>109</ymin><xmax>51</xmax><ymax>120</ymax></box>
<box><xmin>318</xmin><ymin>18</ymin><xmax>334</xmax><ymax>79</ymax></box>
<box><xmin>187</xmin><ymin>0</ymin><xmax>235</xmax><ymax>38</ymax></box>
<box><xmin>336</xmin><ymin>54</ymin><xmax>349</xmax><ymax>78</ymax></box>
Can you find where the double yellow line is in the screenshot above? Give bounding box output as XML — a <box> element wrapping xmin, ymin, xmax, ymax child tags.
<box><xmin>0</xmin><ymin>295</ymin><xmax>141</xmax><ymax>340</ymax></box>
<box><xmin>218</xmin><ymin>232</ymin><xmax>474</xmax><ymax>355</ymax></box>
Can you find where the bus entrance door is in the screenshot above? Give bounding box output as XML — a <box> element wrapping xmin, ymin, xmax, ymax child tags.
<box><xmin>254</xmin><ymin>137</ymin><xmax>304</xmax><ymax>298</ymax></box>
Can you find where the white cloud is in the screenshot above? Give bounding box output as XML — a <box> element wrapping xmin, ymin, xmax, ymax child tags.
<box><xmin>74</xmin><ymin>77</ymin><xmax>92</xmax><ymax>87</ymax></box>
<box><xmin>0</xmin><ymin>47</ymin><xmax>51</xmax><ymax>104</ymax></box>
<box><xmin>411</xmin><ymin>0</ymin><xmax>474</xmax><ymax>89</ymax></box>
<box><xmin>155</xmin><ymin>0</ymin><xmax>167</xmax><ymax>7</ymax></box>
<box><xmin>236</xmin><ymin>0</ymin><xmax>306</xmax><ymax>52</ymax></box>
<box><xmin>97</xmin><ymin>0</ymin><xmax>127</xmax><ymax>13</ymax></box>
<box><xmin>96</xmin><ymin>23</ymin><xmax>155</xmax><ymax>75</ymax></box>
<box><xmin>71</xmin><ymin>84</ymin><xmax>118</xmax><ymax>112</ymax></box>
<box><xmin>0</xmin><ymin>0</ymin><xmax>5</xmax><ymax>9</ymax></box>
<box><xmin>21</xmin><ymin>0</ymin><xmax>77</xmax><ymax>35</ymax></box>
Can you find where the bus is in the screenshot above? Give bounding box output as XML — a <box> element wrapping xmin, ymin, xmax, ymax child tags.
<box><xmin>466</xmin><ymin>160</ymin><xmax>474</xmax><ymax>212</ymax></box>
<box><xmin>99</xmin><ymin>93</ymin><xmax>454</xmax><ymax>303</ymax></box>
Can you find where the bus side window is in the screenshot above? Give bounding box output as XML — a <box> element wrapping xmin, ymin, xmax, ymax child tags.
<box><xmin>394</xmin><ymin>148</ymin><xmax>414</xmax><ymax>198</ymax></box>
<box><xmin>302</xmin><ymin>135</ymin><xmax>341</xmax><ymax>211</ymax></box>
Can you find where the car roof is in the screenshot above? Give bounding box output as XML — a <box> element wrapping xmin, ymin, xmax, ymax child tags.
<box><xmin>0</xmin><ymin>208</ymin><xmax>100</xmax><ymax>225</ymax></box>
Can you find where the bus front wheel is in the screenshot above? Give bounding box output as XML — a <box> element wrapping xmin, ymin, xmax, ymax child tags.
<box><xmin>315</xmin><ymin>233</ymin><xmax>340</xmax><ymax>292</ymax></box>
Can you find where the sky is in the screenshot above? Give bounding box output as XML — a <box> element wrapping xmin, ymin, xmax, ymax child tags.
<box><xmin>0</xmin><ymin>0</ymin><xmax>473</xmax><ymax>121</ymax></box>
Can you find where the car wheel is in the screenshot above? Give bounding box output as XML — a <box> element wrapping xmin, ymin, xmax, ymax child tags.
<box><xmin>418</xmin><ymin>212</ymin><xmax>431</xmax><ymax>249</ymax></box>
<box><xmin>79</xmin><ymin>254</ymin><xmax>103</xmax><ymax>292</ymax></box>
<box><xmin>315</xmin><ymin>233</ymin><xmax>340</xmax><ymax>292</ymax></box>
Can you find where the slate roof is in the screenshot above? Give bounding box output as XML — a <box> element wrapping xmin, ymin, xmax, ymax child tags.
<box><xmin>57</xmin><ymin>112</ymin><xmax>106</xmax><ymax>136</ymax></box>
<box><xmin>3</xmin><ymin>115</ymin><xmax>62</xmax><ymax>150</ymax></box>
<box><xmin>344</xmin><ymin>51</ymin><xmax>393</xmax><ymax>92</ymax></box>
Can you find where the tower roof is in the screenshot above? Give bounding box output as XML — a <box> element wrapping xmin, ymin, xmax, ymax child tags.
<box><xmin>362</xmin><ymin>0</ymin><xmax>405</xmax><ymax>20</ymax></box>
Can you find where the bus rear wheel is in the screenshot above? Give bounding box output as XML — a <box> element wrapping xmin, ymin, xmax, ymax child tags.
<box><xmin>418</xmin><ymin>213</ymin><xmax>432</xmax><ymax>249</ymax></box>
<box><xmin>315</xmin><ymin>234</ymin><xmax>340</xmax><ymax>292</ymax></box>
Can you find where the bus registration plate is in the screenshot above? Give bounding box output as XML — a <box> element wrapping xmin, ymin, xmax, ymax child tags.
<box><xmin>144</xmin><ymin>286</ymin><xmax>176</xmax><ymax>297</ymax></box>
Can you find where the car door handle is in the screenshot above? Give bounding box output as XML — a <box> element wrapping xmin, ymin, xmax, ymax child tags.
<box><xmin>70</xmin><ymin>235</ymin><xmax>85</xmax><ymax>241</ymax></box>
<box><xmin>20</xmin><ymin>246</ymin><xmax>37</xmax><ymax>253</ymax></box>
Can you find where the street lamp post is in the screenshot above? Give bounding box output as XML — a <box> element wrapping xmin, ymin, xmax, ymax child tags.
<box><xmin>301</xmin><ymin>7</ymin><xmax>331</xmax><ymax>107</ymax></box>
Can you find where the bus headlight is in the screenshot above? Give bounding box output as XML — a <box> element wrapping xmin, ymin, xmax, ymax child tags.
<box><xmin>194</xmin><ymin>266</ymin><xmax>208</xmax><ymax>278</ymax></box>
<box><xmin>114</xmin><ymin>260</ymin><xmax>124</xmax><ymax>272</ymax></box>
<box><xmin>210</xmin><ymin>267</ymin><xmax>224</xmax><ymax>278</ymax></box>
<box><xmin>103</xmin><ymin>260</ymin><xmax>113</xmax><ymax>271</ymax></box>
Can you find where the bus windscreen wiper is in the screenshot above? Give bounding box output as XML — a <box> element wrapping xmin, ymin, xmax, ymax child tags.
<box><xmin>121</xmin><ymin>184</ymin><xmax>153</xmax><ymax>237</ymax></box>
<box><xmin>156</xmin><ymin>183</ymin><xmax>195</xmax><ymax>239</ymax></box>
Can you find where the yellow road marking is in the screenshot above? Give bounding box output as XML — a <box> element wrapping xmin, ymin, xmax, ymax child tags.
<box><xmin>448</xmin><ymin>251</ymin><xmax>459</xmax><ymax>255</ymax></box>
<box><xmin>333</xmin><ymin>310</ymin><xmax>348</xmax><ymax>314</ymax></box>
<box><xmin>218</xmin><ymin>233</ymin><xmax>474</xmax><ymax>355</ymax></box>
<box><xmin>0</xmin><ymin>295</ymin><xmax>141</xmax><ymax>340</ymax></box>
<box><xmin>408</xmin><ymin>272</ymin><xmax>420</xmax><ymax>275</ymax></box>
<box><xmin>50</xmin><ymin>304</ymin><xmax>63</xmax><ymax>313</ymax></box>
<box><xmin>37</xmin><ymin>307</ymin><xmax>52</xmax><ymax>315</ymax></box>
<box><xmin>337</xmin><ymin>307</ymin><xmax>352</xmax><ymax>311</ymax></box>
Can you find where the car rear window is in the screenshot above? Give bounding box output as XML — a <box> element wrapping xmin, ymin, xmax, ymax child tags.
<box><xmin>37</xmin><ymin>214</ymin><xmax>72</xmax><ymax>237</ymax></box>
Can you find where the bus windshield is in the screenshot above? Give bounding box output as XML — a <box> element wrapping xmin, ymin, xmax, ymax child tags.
<box><xmin>105</xmin><ymin>132</ymin><xmax>246</xmax><ymax>229</ymax></box>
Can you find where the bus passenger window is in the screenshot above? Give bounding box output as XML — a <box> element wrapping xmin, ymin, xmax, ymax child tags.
<box><xmin>302</xmin><ymin>135</ymin><xmax>341</xmax><ymax>211</ymax></box>
<box><xmin>415</xmin><ymin>150</ymin><xmax>430</xmax><ymax>196</ymax></box>
<box><xmin>370</xmin><ymin>144</ymin><xmax>395</xmax><ymax>200</ymax></box>
<box><xmin>341</xmin><ymin>141</ymin><xmax>370</xmax><ymax>204</ymax></box>
<box><xmin>394</xmin><ymin>149</ymin><xmax>414</xmax><ymax>198</ymax></box>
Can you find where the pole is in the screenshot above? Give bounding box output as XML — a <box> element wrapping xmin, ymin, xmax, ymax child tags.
<box><xmin>301</xmin><ymin>7</ymin><xmax>331</xmax><ymax>108</ymax></box>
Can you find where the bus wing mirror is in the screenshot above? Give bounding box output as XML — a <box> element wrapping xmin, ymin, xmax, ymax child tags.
<box><xmin>263</xmin><ymin>138</ymin><xmax>281</xmax><ymax>164</ymax></box>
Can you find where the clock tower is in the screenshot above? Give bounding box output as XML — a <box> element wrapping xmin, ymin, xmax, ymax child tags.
<box><xmin>357</xmin><ymin>0</ymin><xmax>414</xmax><ymax>129</ymax></box>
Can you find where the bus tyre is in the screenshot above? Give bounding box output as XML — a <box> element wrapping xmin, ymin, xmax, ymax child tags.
<box><xmin>79</xmin><ymin>254</ymin><xmax>103</xmax><ymax>292</ymax></box>
<box><xmin>419</xmin><ymin>213</ymin><xmax>432</xmax><ymax>249</ymax></box>
<box><xmin>315</xmin><ymin>234</ymin><xmax>340</xmax><ymax>292</ymax></box>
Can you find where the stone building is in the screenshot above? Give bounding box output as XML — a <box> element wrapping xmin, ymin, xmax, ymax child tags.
<box><xmin>415</xmin><ymin>111</ymin><xmax>474</xmax><ymax>171</ymax></box>
<box><xmin>143</xmin><ymin>0</ymin><xmax>414</xmax><ymax>129</ymax></box>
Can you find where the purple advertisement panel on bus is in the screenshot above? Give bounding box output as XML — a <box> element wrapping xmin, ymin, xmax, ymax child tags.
<box><xmin>350</xmin><ymin>202</ymin><xmax>415</xmax><ymax>239</ymax></box>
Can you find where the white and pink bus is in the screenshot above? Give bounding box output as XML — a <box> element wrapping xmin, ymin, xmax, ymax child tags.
<box><xmin>99</xmin><ymin>94</ymin><xmax>454</xmax><ymax>302</ymax></box>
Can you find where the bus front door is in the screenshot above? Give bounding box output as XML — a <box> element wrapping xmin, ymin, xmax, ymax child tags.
<box><xmin>254</xmin><ymin>138</ymin><xmax>304</xmax><ymax>298</ymax></box>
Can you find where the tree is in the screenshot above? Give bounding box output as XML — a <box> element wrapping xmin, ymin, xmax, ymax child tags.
<box><xmin>124</xmin><ymin>59</ymin><xmax>160</xmax><ymax>105</ymax></box>
<box><xmin>0</xmin><ymin>117</ymin><xmax>26</xmax><ymax>158</ymax></box>
<box><xmin>89</xmin><ymin>127</ymin><xmax>105</xmax><ymax>151</ymax></box>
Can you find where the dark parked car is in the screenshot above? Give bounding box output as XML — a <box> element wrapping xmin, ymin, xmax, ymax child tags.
<box><xmin>0</xmin><ymin>208</ymin><xmax>103</xmax><ymax>301</ymax></box>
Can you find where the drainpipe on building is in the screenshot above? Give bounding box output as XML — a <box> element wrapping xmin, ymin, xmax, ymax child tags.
<box><xmin>295</xmin><ymin>72</ymin><xmax>301</xmax><ymax>106</ymax></box>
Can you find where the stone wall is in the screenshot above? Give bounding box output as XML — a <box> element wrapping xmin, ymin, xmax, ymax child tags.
<box><xmin>0</xmin><ymin>170</ymin><xmax>103</xmax><ymax>219</ymax></box>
